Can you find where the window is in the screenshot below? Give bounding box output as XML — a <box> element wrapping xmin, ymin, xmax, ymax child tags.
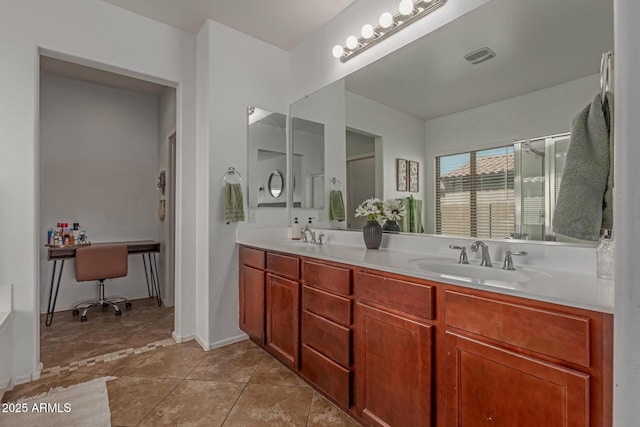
<box><xmin>436</xmin><ymin>146</ymin><xmax>514</xmax><ymax>238</ymax></box>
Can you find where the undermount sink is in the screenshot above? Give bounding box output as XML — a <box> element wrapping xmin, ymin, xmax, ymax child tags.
<box><xmin>409</xmin><ymin>258</ymin><xmax>545</xmax><ymax>289</ymax></box>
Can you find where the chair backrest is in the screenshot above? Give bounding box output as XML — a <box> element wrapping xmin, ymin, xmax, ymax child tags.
<box><xmin>75</xmin><ymin>245</ymin><xmax>128</xmax><ymax>282</ymax></box>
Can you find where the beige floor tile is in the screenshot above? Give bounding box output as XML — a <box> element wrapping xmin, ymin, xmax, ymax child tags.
<box><xmin>1</xmin><ymin>372</ymin><xmax>104</xmax><ymax>403</ymax></box>
<box><xmin>187</xmin><ymin>342</ymin><xmax>270</xmax><ymax>383</ymax></box>
<box><xmin>250</xmin><ymin>355</ymin><xmax>310</xmax><ymax>388</ymax></box>
<box><xmin>307</xmin><ymin>392</ymin><xmax>361</xmax><ymax>427</ymax></box>
<box><xmin>82</xmin><ymin>342</ymin><xmax>207</xmax><ymax>379</ymax></box>
<box><xmin>40</xmin><ymin>341</ymin><xmax>130</xmax><ymax>370</ymax></box>
<box><xmin>107</xmin><ymin>376</ymin><xmax>180</xmax><ymax>427</ymax></box>
<box><xmin>138</xmin><ymin>380</ymin><xmax>244</xmax><ymax>426</ymax></box>
<box><xmin>222</xmin><ymin>383</ymin><xmax>314</xmax><ymax>427</ymax></box>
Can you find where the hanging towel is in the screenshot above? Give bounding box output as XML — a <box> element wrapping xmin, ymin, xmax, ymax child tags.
<box><xmin>329</xmin><ymin>190</ymin><xmax>346</xmax><ymax>221</ymax></box>
<box><xmin>553</xmin><ymin>93</ymin><xmax>612</xmax><ymax>241</ymax></box>
<box><xmin>601</xmin><ymin>92</ymin><xmax>614</xmax><ymax>231</ymax></box>
<box><xmin>225</xmin><ymin>183</ymin><xmax>245</xmax><ymax>224</ymax></box>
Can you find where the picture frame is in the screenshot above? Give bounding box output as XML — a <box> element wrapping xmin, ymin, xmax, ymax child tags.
<box><xmin>397</xmin><ymin>158</ymin><xmax>408</xmax><ymax>191</ymax></box>
<box><xmin>409</xmin><ymin>160</ymin><xmax>419</xmax><ymax>192</ymax></box>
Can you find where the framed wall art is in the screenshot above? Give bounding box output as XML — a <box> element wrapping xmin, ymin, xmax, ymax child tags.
<box><xmin>409</xmin><ymin>160</ymin><xmax>419</xmax><ymax>192</ymax></box>
<box><xmin>396</xmin><ymin>158</ymin><xmax>407</xmax><ymax>191</ymax></box>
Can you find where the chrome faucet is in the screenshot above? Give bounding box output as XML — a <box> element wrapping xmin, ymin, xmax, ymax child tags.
<box><xmin>470</xmin><ymin>241</ymin><xmax>492</xmax><ymax>267</ymax></box>
<box><xmin>449</xmin><ymin>245</ymin><xmax>469</xmax><ymax>264</ymax></box>
<box><xmin>302</xmin><ymin>225</ymin><xmax>316</xmax><ymax>244</ymax></box>
<box><xmin>502</xmin><ymin>250</ymin><xmax>528</xmax><ymax>270</ymax></box>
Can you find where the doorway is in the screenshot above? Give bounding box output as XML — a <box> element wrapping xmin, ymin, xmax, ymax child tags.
<box><xmin>38</xmin><ymin>55</ymin><xmax>178</xmax><ymax>372</ymax></box>
<box><xmin>346</xmin><ymin>130</ymin><xmax>377</xmax><ymax>230</ymax></box>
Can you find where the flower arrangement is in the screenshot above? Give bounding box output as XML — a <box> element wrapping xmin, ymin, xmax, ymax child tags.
<box><xmin>355</xmin><ymin>197</ymin><xmax>384</xmax><ymax>221</ymax></box>
<box><xmin>383</xmin><ymin>198</ymin><xmax>407</xmax><ymax>221</ymax></box>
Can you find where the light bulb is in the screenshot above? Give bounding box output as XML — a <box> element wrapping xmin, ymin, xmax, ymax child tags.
<box><xmin>332</xmin><ymin>44</ymin><xmax>344</xmax><ymax>58</ymax></box>
<box><xmin>399</xmin><ymin>0</ymin><xmax>414</xmax><ymax>16</ymax></box>
<box><xmin>379</xmin><ymin>11</ymin><xmax>394</xmax><ymax>28</ymax></box>
<box><xmin>361</xmin><ymin>24</ymin><xmax>375</xmax><ymax>39</ymax></box>
<box><xmin>346</xmin><ymin>35</ymin><xmax>358</xmax><ymax>50</ymax></box>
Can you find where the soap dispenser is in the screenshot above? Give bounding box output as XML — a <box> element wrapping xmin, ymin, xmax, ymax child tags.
<box><xmin>596</xmin><ymin>230</ymin><xmax>614</xmax><ymax>280</ymax></box>
<box><xmin>292</xmin><ymin>218</ymin><xmax>301</xmax><ymax>240</ymax></box>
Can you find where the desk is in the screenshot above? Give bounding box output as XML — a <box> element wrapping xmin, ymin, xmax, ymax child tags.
<box><xmin>45</xmin><ymin>240</ymin><xmax>161</xmax><ymax>326</ymax></box>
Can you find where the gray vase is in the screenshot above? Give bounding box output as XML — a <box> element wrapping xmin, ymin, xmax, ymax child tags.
<box><xmin>363</xmin><ymin>220</ymin><xmax>383</xmax><ymax>249</ymax></box>
<box><xmin>383</xmin><ymin>219</ymin><xmax>400</xmax><ymax>233</ymax></box>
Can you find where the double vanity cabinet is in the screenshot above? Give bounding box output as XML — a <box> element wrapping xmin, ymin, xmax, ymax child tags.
<box><xmin>238</xmin><ymin>244</ymin><xmax>612</xmax><ymax>427</ymax></box>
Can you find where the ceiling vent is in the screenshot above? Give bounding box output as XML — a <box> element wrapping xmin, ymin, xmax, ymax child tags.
<box><xmin>464</xmin><ymin>47</ymin><xmax>496</xmax><ymax>65</ymax></box>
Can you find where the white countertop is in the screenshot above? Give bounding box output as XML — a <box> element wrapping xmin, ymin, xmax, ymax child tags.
<box><xmin>237</xmin><ymin>236</ymin><xmax>614</xmax><ymax>314</ymax></box>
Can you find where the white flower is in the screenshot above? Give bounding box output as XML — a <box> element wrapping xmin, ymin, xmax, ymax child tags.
<box><xmin>355</xmin><ymin>197</ymin><xmax>384</xmax><ymax>221</ymax></box>
<box><xmin>383</xmin><ymin>199</ymin><xmax>407</xmax><ymax>221</ymax></box>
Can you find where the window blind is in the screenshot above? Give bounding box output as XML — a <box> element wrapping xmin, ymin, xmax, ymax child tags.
<box><xmin>436</xmin><ymin>146</ymin><xmax>514</xmax><ymax>238</ymax></box>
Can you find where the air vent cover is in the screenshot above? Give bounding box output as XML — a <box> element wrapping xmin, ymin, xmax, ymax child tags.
<box><xmin>464</xmin><ymin>47</ymin><xmax>496</xmax><ymax>65</ymax></box>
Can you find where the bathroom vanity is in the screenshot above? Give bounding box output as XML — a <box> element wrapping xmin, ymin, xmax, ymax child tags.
<box><xmin>238</xmin><ymin>242</ymin><xmax>612</xmax><ymax>427</ymax></box>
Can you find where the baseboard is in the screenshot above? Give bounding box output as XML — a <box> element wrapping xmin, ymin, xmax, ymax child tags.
<box><xmin>210</xmin><ymin>333</ymin><xmax>248</xmax><ymax>350</ymax></box>
<box><xmin>172</xmin><ymin>331</ymin><xmax>195</xmax><ymax>344</ymax></box>
<box><xmin>0</xmin><ymin>377</ymin><xmax>13</xmax><ymax>401</ymax></box>
<box><xmin>13</xmin><ymin>362</ymin><xmax>43</xmax><ymax>386</ymax></box>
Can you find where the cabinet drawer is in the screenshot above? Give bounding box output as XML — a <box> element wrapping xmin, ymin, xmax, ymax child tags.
<box><xmin>266</xmin><ymin>252</ymin><xmax>299</xmax><ymax>280</ymax></box>
<box><xmin>302</xmin><ymin>260</ymin><xmax>351</xmax><ymax>296</ymax></box>
<box><xmin>302</xmin><ymin>285</ymin><xmax>351</xmax><ymax>327</ymax></box>
<box><xmin>301</xmin><ymin>310</ymin><xmax>350</xmax><ymax>367</ymax></box>
<box><xmin>355</xmin><ymin>271</ymin><xmax>434</xmax><ymax>320</ymax></box>
<box><xmin>240</xmin><ymin>246</ymin><xmax>264</xmax><ymax>270</ymax></box>
<box><xmin>445</xmin><ymin>291</ymin><xmax>591</xmax><ymax>367</ymax></box>
<box><xmin>301</xmin><ymin>344</ymin><xmax>351</xmax><ymax>407</ymax></box>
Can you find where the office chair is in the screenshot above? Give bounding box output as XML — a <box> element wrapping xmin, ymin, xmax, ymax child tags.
<box><xmin>73</xmin><ymin>245</ymin><xmax>132</xmax><ymax>322</ymax></box>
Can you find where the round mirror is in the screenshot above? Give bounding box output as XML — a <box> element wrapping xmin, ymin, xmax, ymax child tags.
<box><xmin>268</xmin><ymin>170</ymin><xmax>284</xmax><ymax>198</ymax></box>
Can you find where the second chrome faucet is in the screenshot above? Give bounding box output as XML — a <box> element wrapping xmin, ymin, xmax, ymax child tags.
<box><xmin>470</xmin><ymin>240</ymin><xmax>492</xmax><ymax>267</ymax></box>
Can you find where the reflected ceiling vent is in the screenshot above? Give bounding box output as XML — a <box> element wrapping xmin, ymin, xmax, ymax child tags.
<box><xmin>464</xmin><ymin>47</ymin><xmax>496</xmax><ymax>65</ymax></box>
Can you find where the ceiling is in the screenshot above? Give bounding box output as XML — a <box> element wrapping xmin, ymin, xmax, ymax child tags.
<box><xmin>100</xmin><ymin>0</ymin><xmax>358</xmax><ymax>50</ymax></box>
<box><xmin>345</xmin><ymin>0</ymin><xmax>614</xmax><ymax>120</ymax></box>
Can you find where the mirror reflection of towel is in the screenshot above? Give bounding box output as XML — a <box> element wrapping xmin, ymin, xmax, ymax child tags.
<box><xmin>329</xmin><ymin>190</ymin><xmax>346</xmax><ymax>221</ymax></box>
<box><xmin>553</xmin><ymin>93</ymin><xmax>612</xmax><ymax>241</ymax></box>
<box><xmin>225</xmin><ymin>183</ymin><xmax>245</xmax><ymax>224</ymax></box>
<box><xmin>400</xmin><ymin>197</ymin><xmax>423</xmax><ymax>233</ymax></box>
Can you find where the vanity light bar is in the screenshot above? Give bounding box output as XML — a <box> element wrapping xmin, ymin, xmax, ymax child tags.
<box><xmin>332</xmin><ymin>0</ymin><xmax>447</xmax><ymax>63</ymax></box>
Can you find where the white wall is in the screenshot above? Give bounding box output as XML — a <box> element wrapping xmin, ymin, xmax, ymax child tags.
<box><xmin>422</xmin><ymin>74</ymin><xmax>600</xmax><ymax>233</ymax></box>
<box><xmin>157</xmin><ymin>87</ymin><xmax>177</xmax><ymax>307</ymax></box>
<box><xmin>39</xmin><ymin>73</ymin><xmax>160</xmax><ymax>311</ymax></box>
<box><xmin>613</xmin><ymin>0</ymin><xmax>640</xmax><ymax>424</ymax></box>
<box><xmin>0</xmin><ymin>0</ymin><xmax>197</xmax><ymax>384</ymax></box>
<box><xmin>199</xmin><ymin>20</ymin><xmax>290</xmax><ymax>348</ymax></box>
<box><xmin>346</xmin><ymin>91</ymin><xmax>427</xmax><ymax>210</ymax></box>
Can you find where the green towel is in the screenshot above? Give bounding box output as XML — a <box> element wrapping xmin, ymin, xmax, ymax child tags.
<box><xmin>553</xmin><ymin>93</ymin><xmax>612</xmax><ymax>241</ymax></box>
<box><xmin>225</xmin><ymin>183</ymin><xmax>245</xmax><ymax>224</ymax></box>
<box><xmin>329</xmin><ymin>190</ymin><xmax>346</xmax><ymax>221</ymax></box>
<box><xmin>601</xmin><ymin>92</ymin><xmax>614</xmax><ymax>231</ymax></box>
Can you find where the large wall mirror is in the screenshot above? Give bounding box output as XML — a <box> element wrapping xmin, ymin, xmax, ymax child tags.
<box><xmin>289</xmin><ymin>0</ymin><xmax>613</xmax><ymax>244</ymax></box>
<box><xmin>247</xmin><ymin>107</ymin><xmax>288</xmax><ymax>208</ymax></box>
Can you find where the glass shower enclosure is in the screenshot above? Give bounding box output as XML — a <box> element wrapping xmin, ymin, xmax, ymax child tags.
<box><xmin>513</xmin><ymin>133</ymin><xmax>570</xmax><ymax>241</ymax></box>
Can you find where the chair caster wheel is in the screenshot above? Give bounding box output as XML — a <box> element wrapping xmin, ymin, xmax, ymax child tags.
<box><xmin>102</xmin><ymin>303</ymin><xmax>109</xmax><ymax>308</ymax></box>
<box><xmin>72</xmin><ymin>309</ymin><xmax>79</xmax><ymax>316</ymax></box>
<box><xmin>125</xmin><ymin>302</ymin><xmax>132</xmax><ymax>309</ymax></box>
<box><xmin>115</xmin><ymin>310</ymin><xmax>122</xmax><ymax>317</ymax></box>
<box><xmin>80</xmin><ymin>315</ymin><xmax>88</xmax><ymax>322</ymax></box>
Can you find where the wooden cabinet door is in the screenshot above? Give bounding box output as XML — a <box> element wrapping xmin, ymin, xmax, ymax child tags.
<box><xmin>446</xmin><ymin>332</ymin><xmax>590</xmax><ymax>427</ymax></box>
<box><xmin>266</xmin><ymin>273</ymin><xmax>300</xmax><ymax>369</ymax></box>
<box><xmin>354</xmin><ymin>302</ymin><xmax>433</xmax><ymax>427</ymax></box>
<box><xmin>239</xmin><ymin>265</ymin><xmax>265</xmax><ymax>345</ymax></box>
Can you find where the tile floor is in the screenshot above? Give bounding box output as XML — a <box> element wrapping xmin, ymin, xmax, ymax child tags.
<box><xmin>3</xmin><ymin>298</ymin><xmax>360</xmax><ymax>426</ymax></box>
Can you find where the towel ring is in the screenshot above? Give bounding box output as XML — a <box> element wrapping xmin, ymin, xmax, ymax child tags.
<box><xmin>330</xmin><ymin>177</ymin><xmax>342</xmax><ymax>191</ymax></box>
<box><xmin>600</xmin><ymin>51</ymin><xmax>613</xmax><ymax>102</ymax></box>
<box><xmin>224</xmin><ymin>167</ymin><xmax>243</xmax><ymax>184</ymax></box>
